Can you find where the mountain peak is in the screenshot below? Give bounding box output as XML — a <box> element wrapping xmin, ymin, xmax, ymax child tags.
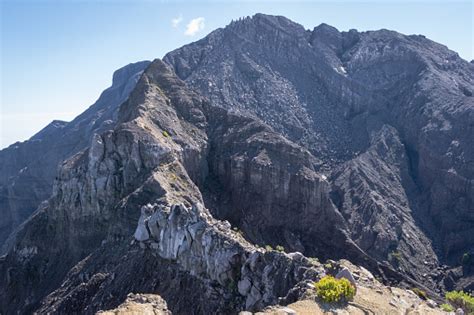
<box><xmin>314</xmin><ymin>22</ymin><xmax>340</xmax><ymax>34</ymax></box>
<box><xmin>112</xmin><ymin>60</ymin><xmax>151</xmax><ymax>86</ymax></box>
<box><xmin>227</xmin><ymin>13</ymin><xmax>306</xmax><ymax>35</ymax></box>
<box><xmin>30</xmin><ymin>120</ymin><xmax>68</xmax><ymax>141</ymax></box>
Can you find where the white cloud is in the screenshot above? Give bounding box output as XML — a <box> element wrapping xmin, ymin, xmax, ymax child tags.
<box><xmin>171</xmin><ymin>15</ymin><xmax>183</xmax><ymax>28</ymax></box>
<box><xmin>184</xmin><ymin>17</ymin><xmax>205</xmax><ymax>36</ymax></box>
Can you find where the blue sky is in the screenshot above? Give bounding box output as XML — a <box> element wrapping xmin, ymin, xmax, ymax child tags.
<box><xmin>1</xmin><ymin>0</ymin><xmax>472</xmax><ymax>148</ymax></box>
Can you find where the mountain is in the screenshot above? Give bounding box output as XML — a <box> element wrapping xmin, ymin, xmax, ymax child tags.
<box><xmin>0</xmin><ymin>14</ymin><xmax>473</xmax><ymax>314</ymax></box>
<box><xmin>0</xmin><ymin>61</ymin><xmax>150</xmax><ymax>250</ymax></box>
<box><xmin>164</xmin><ymin>13</ymin><xmax>474</xmax><ymax>287</ymax></box>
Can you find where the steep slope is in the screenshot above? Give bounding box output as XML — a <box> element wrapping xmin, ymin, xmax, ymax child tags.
<box><xmin>0</xmin><ymin>61</ymin><xmax>150</xmax><ymax>249</ymax></box>
<box><xmin>330</xmin><ymin>126</ymin><xmax>437</xmax><ymax>285</ymax></box>
<box><xmin>203</xmin><ymin>106</ymin><xmax>363</xmax><ymax>261</ymax></box>
<box><xmin>164</xmin><ymin>14</ymin><xmax>474</xmax><ymax>288</ymax></box>
<box><xmin>338</xmin><ymin>27</ymin><xmax>474</xmax><ymax>265</ymax></box>
<box><xmin>163</xmin><ymin>15</ymin><xmax>380</xmax><ymax>167</ymax></box>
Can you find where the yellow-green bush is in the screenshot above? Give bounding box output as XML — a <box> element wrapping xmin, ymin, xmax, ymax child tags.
<box><xmin>462</xmin><ymin>252</ymin><xmax>471</xmax><ymax>264</ymax></box>
<box><xmin>411</xmin><ymin>288</ymin><xmax>428</xmax><ymax>300</ymax></box>
<box><xmin>315</xmin><ymin>275</ymin><xmax>355</xmax><ymax>303</ymax></box>
<box><xmin>446</xmin><ymin>290</ymin><xmax>474</xmax><ymax>313</ymax></box>
<box><xmin>440</xmin><ymin>303</ymin><xmax>454</xmax><ymax>312</ymax></box>
<box><xmin>275</xmin><ymin>245</ymin><xmax>285</xmax><ymax>252</ymax></box>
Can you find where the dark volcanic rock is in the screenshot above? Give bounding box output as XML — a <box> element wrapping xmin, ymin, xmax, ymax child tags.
<box><xmin>164</xmin><ymin>13</ymin><xmax>474</xmax><ymax>288</ymax></box>
<box><xmin>164</xmin><ymin>14</ymin><xmax>379</xmax><ymax>167</ymax></box>
<box><xmin>330</xmin><ymin>125</ymin><xmax>438</xmax><ymax>285</ymax></box>
<box><xmin>204</xmin><ymin>105</ymin><xmax>354</xmax><ymax>259</ymax></box>
<box><xmin>0</xmin><ymin>59</ymin><xmax>206</xmax><ymax>314</ymax></box>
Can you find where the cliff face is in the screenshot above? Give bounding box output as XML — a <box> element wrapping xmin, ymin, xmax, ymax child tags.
<box><xmin>0</xmin><ymin>61</ymin><xmax>150</xmax><ymax>250</ymax></box>
<box><xmin>203</xmin><ymin>106</ymin><xmax>361</xmax><ymax>261</ymax></box>
<box><xmin>0</xmin><ymin>14</ymin><xmax>472</xmax><ymax>315</ymax></box>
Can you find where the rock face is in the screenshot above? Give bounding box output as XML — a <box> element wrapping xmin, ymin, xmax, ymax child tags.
<box><xmin>130</xmin><ymin>203</ymin><xmax>325</xmax><ymax>312</ymax></box>
<box><xmin>0</xmin><ymin>13</ymin><xmax>472</xmax><ymax>315</ymax></box>
<box><xmin>0</xmin><ymin>60</ymin><xmax>150</xmax><ymax>250</ymax></box>
<box><xmin>164</xmin><ymin>15</ymin><xmax>377</xmax><ymax>166</ymax></box>
<box><xmin>204</xmin><ymin>105</ymin><xmax>357</xmax><ymax>260</ymax></box>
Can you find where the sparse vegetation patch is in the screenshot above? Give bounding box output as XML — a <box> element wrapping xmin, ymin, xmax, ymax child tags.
<box><xmin>315</xmin><ymin>275</ymin><xmax>355</xmax><ymax>303</ymax></box>
<box><xmin>411</xmin><ymin>288</ymin><xmax>427</xmax><ymax>300</ymax></box>
<box><xmin>445</xmin><ymin>290</ymin><xmax>474</xmax><ymax>314</ymax></box>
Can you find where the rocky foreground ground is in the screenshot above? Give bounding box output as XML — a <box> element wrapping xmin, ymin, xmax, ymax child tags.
<box><xmin>99</xmin><ymin>259</ymin><xmax>445</xmax><ymax>315</ymax></box>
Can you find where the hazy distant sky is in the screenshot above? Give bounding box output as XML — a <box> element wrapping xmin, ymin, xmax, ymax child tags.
<box><xmin>1</xmin><ymin>0</ymin><xmax>472</xmax><ymax>148</ymax></box>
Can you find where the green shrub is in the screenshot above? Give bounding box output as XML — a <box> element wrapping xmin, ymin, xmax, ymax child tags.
<box><xmin>265</xmin><ymin>245</ymin><xmax>273</xmax><ymax>251</ymax></box>
<box><xmin>308</xmin><ymin>257</ymin><xmax>319</xmax><ymax>265</ymax></box>
<box><xmin>315</xmin><ymin>275</ymin><xmax>355</xmax><ymax>303</ymax></box>
<box><xmin>411</xmin><ymin>288</ymin><xmax>428</xmax><ymax>300</ymax></box>
<box><xmin>440</xmin><ymin>303</ymin><xmax>454</xmax><ymax>312</ymax></box>
<box><xmin>446</xmin><ymin>290</ymin><xmax>474</xmax><ymax>313</ymax></box>
<box><xmin>232</xmin><ymin>227</ymin><xmax>243</xmax><ymax>236</ymax></box>
<box><xmin>389</xmin><ymin>251</ymin><xmax>402</xmax><ymax>264</ymax></box>
<box><xmin>227</xmin><ymin>279</ymin><xmax>237</xmax><ymax>292</ymax></box>
<box><xmin>462</xmin><ymin>252</ymin><xmax>471</xmax><ymax>264</ymax></box>
<box><xmin>275</xmin><ymin>245</ymin><xmax>285</xmax><ymax>252</ymax></box>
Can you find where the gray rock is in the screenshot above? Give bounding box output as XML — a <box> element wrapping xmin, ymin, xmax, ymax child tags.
<box><xmin>134</xmin><ymin>206</ymin><xmax>152</xmax><ymax>241</ymax></box>
<box><xmin>238</xmin><ymin>278</ymin><xmax>252</xmax><ymax>296</ymax></box>
<box><xmin>335</xmin><ymin>267</ymin><xmax>357</xmax><ymax>288</ymax></box>
<box><xmin>0</xmin><ymin>59</ymin><xmax>326</xmax><ymax>314</ymax></box>
<box><xmin>426</xmin><ymin>299</ymin><xmax>437</xmax><ymax>308</ymax></box>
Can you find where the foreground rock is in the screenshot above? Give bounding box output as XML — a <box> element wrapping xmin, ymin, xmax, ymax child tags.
<box><xmin>97</xmin><ymin>294</ymin><xmax>171</xmax><ymax>315</ymax></box>
<box><xmin>133</xmin><ymin>203</ymin><xmax>325</xmax><ymax>311</ymax></box>
<box><xmin>257</xmin><ymin>260</ymin><xmax>444</xmax><ymax>315</ymax></box>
